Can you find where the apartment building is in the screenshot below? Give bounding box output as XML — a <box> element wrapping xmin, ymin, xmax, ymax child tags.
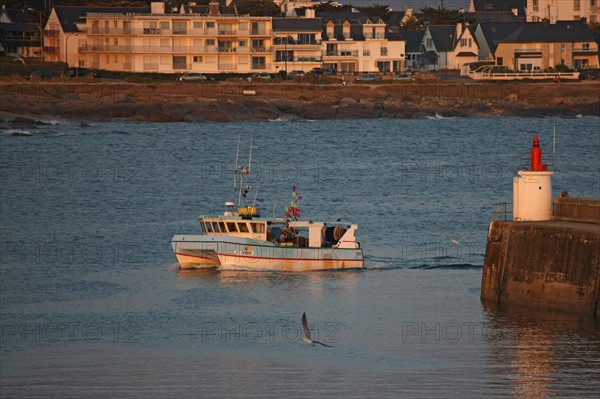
<box><xmin>320</xmin><ymin>12</ymin><xmax>405</xmax><ymax>73</ymax></box>
<box><xmin>41</xmin><ymin>2</ymin><xmax>406</xmax><ymax>75</ymax></box>
<box><xmin>79</xmin><ymin>2</ymin><xmax>273</xmax><ymax>73</ymax></box>
<box><xmin>526</xmin><ymin>0</ymin><xmax>600</xmax><ymax>24</ymax></box>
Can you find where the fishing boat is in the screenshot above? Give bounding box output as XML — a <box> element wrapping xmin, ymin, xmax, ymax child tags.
<box><xmin>171</xmin><ymin>138</ymin><xmax>364</xmax><ymax>272</ymax></box>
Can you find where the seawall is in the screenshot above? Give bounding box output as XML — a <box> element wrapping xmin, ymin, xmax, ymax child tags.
<box><xmin>481</xmin><ymin>197</ymin><xmax>600</xmax><ymax>317</ymax></box>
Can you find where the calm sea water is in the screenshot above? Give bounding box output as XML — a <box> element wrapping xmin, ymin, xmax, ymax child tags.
<box><xmin>1</xmin><ymin>116</ymin><xmax>599</xmax><ymax>398</ymax></box>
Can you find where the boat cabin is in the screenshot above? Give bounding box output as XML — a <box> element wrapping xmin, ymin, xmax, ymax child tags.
<box><xmin>198</xmin><ymin>216</ymin><xmax>360</xmax><ymax>250</ymax></box>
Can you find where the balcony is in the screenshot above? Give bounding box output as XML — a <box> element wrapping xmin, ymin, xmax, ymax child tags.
<box><xmin>573</xmin><ymin>46</ymin><xmax>597</xmax><ymax>52</ymax></box>
<box><xmin>218</xmin><ymin>63</ymin><xmax>237</xmax><ymax>70</ymax></box>
<box><xmin>364</xmin><ymin>33</ymin><xmax>386</xmax><ymax>40</ymax></box>
<box><xmin>324</xmin><ymin>50</ymin><xmax>358</xmax><ymax>57</ymax></box>
<box><xmin>273</xmin><ymin>37</ymin><xmax>321</xmax><ymax>46</ymax></box>
<box><xmin>173</xmin><ymin>63</ymin><xmax>191</xmax><ymax>70</ymax></box>
<box><xmin>275</xmin><ymin>56</ymin><xmax>322</xmax><ymax>63</ymax></box>
<box><xmin>250</xmin><ymin>29</ymin><xmax>271</xmax><ymax>36</ymax></box>
<box><xmin>514</xmin><ymin>48</ymin><xmax>542</xmax><ymax>53</ymax></box>
<box><xmin>44</xmin><ymin>46</ymin><xmax>59</xmax><ymax>54</ymax></box>
<box><xmin>43</xmin><ymin>29</ymin><xmax>60</xmax><ymax>37</ymax></box>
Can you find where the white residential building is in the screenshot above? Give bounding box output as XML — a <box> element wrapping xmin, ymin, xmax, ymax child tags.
<box><xmin>526</xmin><ymin>0</ymin><xmax>600</xmax><ymax>24</ymax></box>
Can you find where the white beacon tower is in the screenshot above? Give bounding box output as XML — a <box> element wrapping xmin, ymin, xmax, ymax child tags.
<box><xmin>513</xmin><ymin>135</ymin><xmax>554</xmax><ymax>221</ymax></box>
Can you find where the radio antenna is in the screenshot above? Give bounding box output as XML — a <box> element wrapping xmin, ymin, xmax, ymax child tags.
<box><xmin>248</xmin><ymin>135</ymin><xmax>253</xmax><ymax>173</ymax></box>
<box><xmin>234</xmin><ymin>135</ymin><xmax>240</xmax><ymax>191</ymax></box>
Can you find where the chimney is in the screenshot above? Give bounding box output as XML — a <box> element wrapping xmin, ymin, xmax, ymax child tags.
<box><xmin>305</xmin><ymin>8</ymin><xmax>315</xmax><ymax>18</ymax></box>
<box><xmin>456</xmin><ymin>22</ymin><xmax>462</xmax><ymax>39</ymax></box>
<box><xmin>511</xmin><ymin>7</ymin><xmax>518</xmax><ymax>16</ymax></box>
<box><xmin>151</xmin><ymin>2</ymin><xmax>165</xmax><ymax>14</ymax></box>
<box><xmin>209</xmin><ymin>1</ymin><xmax>220</xmax><ymax>15</ymax></box>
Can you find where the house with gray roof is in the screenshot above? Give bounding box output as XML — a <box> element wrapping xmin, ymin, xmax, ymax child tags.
<box><xmin>479</xmin><ymin>20</ymin><xmax>599</xmax><ymax>70</ymax></box>
<box><xmin>0</xmin><ymin>6</ymin><xmax>44</xmax><ymax>58</ymax></box>
<box><xmin>394</xmin><ymin>30</ymin><xmax>425</xmax><ymax>68</ymax></box>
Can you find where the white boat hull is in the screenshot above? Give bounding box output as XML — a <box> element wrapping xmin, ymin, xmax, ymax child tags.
<box><xmin>172</xmin><ymin>235</ymin><xmax>363</xmax><ymax>271</ymax></box>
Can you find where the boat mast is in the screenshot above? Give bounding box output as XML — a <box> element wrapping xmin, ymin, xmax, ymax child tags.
<box><xmin>235</xmin><ymin>136</ymin><xmax>253</xmax><ymax>207</ymax></box>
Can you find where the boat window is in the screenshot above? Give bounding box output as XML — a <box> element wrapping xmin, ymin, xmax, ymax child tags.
<box><xmin>226</xmin><ymin>222</ymin><xmax>238</xmax><ymax>232</ymax></box>
<box><xmin>204</xmin><ymin>222</ymin><xmax>213</xmax><ymax>233</ymax></box>
<box><xmin>219</xmin><ymin>222</ymin><xmax>226</xmax><ymax>232</ymax></box>
<box><xmin>238</xmin><ymin>223</ymin><xmax>249</xmax><ymax>233</ymax></box>
<box><xmin>251</xmin><ymin>223</ymin><xmax>265</xmax><ymax>233</ymax></box>
<box><xmin>212</xmin><ymin>222</ymin><xmax>220</xmax><ymax>232</ymax></box>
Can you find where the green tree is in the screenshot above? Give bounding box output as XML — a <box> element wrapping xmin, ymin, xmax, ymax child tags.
<box><xmin>236</xmin><ymin>0</ymin><xmax>280</xmax><ymax>16</ymax></box>
<box><xmin>399</xmin><ymin>15</ymin><xmax>424</xmax><ymax>30</ymax></box>
<box><xmin>421</xmin><ymin>6</ymin><xmax>464</xmax><ymax>24</ymax></box>
<box><xmin>355</xmin><ymin>4</ymin><xmax>391</xmax><ymax>20</ymax></box>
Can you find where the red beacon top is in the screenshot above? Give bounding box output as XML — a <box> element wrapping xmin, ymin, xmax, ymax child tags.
<box><xmin>530</xmin><ymin>135</ymin><xmax>547</xmax><ymax>171</ymax></box>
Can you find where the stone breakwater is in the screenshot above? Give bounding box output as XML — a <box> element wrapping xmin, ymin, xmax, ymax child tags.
<box><xmin>1</xmin><ymin>80</ymin><xmax>599</xmax><ymax>123</ymax></box>
<box><xmin>482</xmin><ymin>197</ymin><xmax>600</xmax><ymax>317</ymax></box>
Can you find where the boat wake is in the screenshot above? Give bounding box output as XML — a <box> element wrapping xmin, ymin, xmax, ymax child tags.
<box><xmin>426</xmin><ymin>112</ymin><xmax>456</xmax><ymax>120</ymax></box>
<box><xmin>269</xmin><ymin>115</ymin><xmax>314</xmax><ymax>122</ymax></box>
<box><xmin>410</xmin><ymin>263</ymin><xmax>482</xmax><ymax>270</ymax></box>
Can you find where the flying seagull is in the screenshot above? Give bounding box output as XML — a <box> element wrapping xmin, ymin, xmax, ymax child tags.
<box><xmin>435</xmin><ymin>223</ymin><xmax>472</xmax><ymax>246</ymax></box>
<box><xmin>13</xmin><ymin>57</ymin><xmax>26</xmax><ymax>66</ymax></box>
<box><xmin>302</xmin><ymin>312</ymin><xmax>332</xmax><ymax>347</ymax></box>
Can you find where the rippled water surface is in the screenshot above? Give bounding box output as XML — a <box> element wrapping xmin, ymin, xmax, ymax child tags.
<box><xmin>1</xmin><ymin>117</ymin><xmax>599</xmax><ymax>398</ymax></box>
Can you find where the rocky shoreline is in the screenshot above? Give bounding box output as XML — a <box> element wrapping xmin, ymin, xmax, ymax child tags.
<box><xmin>1</xmin><ymin>80</ymin><xmax>598</xmax><ymax>125</ymax></box>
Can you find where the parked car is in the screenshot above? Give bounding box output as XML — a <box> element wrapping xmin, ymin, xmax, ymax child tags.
<box><xmin>393</xmin><ymin>73</ymin><xmax>414</xmax><ymax>82</ymax></box>
<box><xmin>248</xmin><ymin>73</ymin><xmax>271</xmax><ymax>81</ymax></box>
<box><xmin>69</xmin><ymin>67</ymin><xmax>100</xmax><ymax>78</ymax></box>
<box><xmin>355</xmin><ymin>72</ymin><xmax>381</xmax><ymax>82</ymax></box>
<box><xmin>177</xmin><ymin>73</ymin><xmax>207</xmax><ymax>82</ymax></box>
<box><xmin>25</xmin><ymin>70</ymin><xmax>59</xmax><ymax>81</ymax></box>
<box><xmin>578</xmin><ymin>69</ymin><xmax>598</xmax><ymax>80</ymax></box>
<box><xmin>311</xmin><ymin>67</ymin><xmax>335</xmax><ymax>76</ymax></box>
<box><xmin>287</xmin><ymin>70</ymin><xmax>306</xmax><ymax>79</ymax></box>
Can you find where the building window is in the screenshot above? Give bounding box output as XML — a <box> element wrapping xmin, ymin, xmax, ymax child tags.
<box><xmin>173</xmin><ymin>21</ymin><xmax>187</xmax><ymax>35</ymax></box>
<box><xmin>193</xmin><ymin>56</ymin><xmax>203</xmax><ymax>63</ymax></box>
<box><xmin>497</xmin><ymin>57</ymin><xmax>503</xmax><ymax>66</ymax></box>
<box><xmin>591</xmin><ymin>15</ymin><xmax>598</xmax><ymax>23</ymax></box>
<box><xmin>113</xmin><ymin>21</ymin><xmax>118</xmax><ymax>28</ymax></box>
<box><xmin>380</xmin><ymin>47</ymin><xmax>388</xmax><ymax>56</ymax></box>
<box><xmin>561</xmin><ymin>43</ymin><xmax>565</xmax><ymax>51</ymax></box>
<box><xmin>206</xmin><ymin>39</ymin><xmax>215</xmax><ymax>46</ymax></box>
<box><xmin>426</xmin><ymin>38</ymin><xmax>433</xmax><ymax>48</ymax></box>
<box><xmin>113</xmin><ymin>55</ymin><xmax>118</xmax><ymax>63</ymax></box>
<box><xmin>173</xmin><ymin>56</ymin><xmax>187</xmax><ymax>69</ymax></box>
<box><xmin>193</xmin><ymin>21</ymin><xmax>202</xmax><ymax>29</ymax></box>
<box><xmin>363</xmin><ymin>50</ymin><xmax>370</xmax><ymax>56</ymax></box>
<box><xmin>238</xmin><ymin>40</ymin><xmax>247</xmax><ymax>47</ymax></box>
<box><xmin>574</xmin><ymin>0</ymin><xmax>580</xmax><ymax>11</ymax></box>
<box><xmin>161</xmin><ymin>21</ymin><xmax>169</xmax><ymax>29</ymax></box>
<box><xmin>252</xmin><ymin>56</ymin><xmax>266</xmax><ymax>69</ymax></box>
<box><xmin>582</xmin><ymin>43</ymin><xmax>590</xmax><ymax>50</ymax></box>
<box><xmin>207</xmin><ymin>22</ymin><xmax>215</xmax><ymax>28</ymax></box>
<box><xmin>533</xmin><ymin>0</ymin><xmax>538</xmax><ymax>11</ymax></box>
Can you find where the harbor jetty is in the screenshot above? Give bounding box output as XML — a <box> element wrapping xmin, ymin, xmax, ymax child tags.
<box><xmin>481</xmin><ymin>136</ymin><xmax>600</xmax><ymax>317</ymax></box>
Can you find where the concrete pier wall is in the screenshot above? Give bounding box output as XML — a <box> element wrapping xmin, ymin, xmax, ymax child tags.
<box><xmin>482</xmin><ymin>198</ymin><xmax>600</xmax><ymax>317</ymax></box>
